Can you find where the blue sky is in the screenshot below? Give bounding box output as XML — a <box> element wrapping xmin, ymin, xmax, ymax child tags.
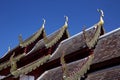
<box><xmin>0</xmin><ymin>0</ymin><xmax>120</xmax><ymax>57</ymax></box>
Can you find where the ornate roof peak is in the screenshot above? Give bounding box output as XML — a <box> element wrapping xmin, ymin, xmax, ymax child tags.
<box><xmin>18</xmin><ymin>19</ymin><xmax>45</xmax><ymax>47</ymax></box>
<box><xmin>42</xmin><ymin>18</ymin><xmax>46</xmax><ymax>29</ymax></box>
<box><xmin>97</xmin><ymin>9</ymin><xmax>104</xmax><ymax>25</ymax></box>
<box><xmin>64</xmin><ymin>16</ymin><xmax>68</xmax><ymax>27</ymax></box>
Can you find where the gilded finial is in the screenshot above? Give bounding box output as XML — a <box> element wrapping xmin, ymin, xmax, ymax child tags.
<box><xmin>42</xmin><ymin>19</ymin><xmax>49</xmax><ymax>45</ymax></box>
<box><xmin>97</xmin><ymin>9</ymin><xmax>104</xmax><ymax>25</ymax></box>
<box><xmin>64</xmin><ymin>16</ymin><xmax>68</xmax><ymax>26</ymax></box>
<box><xmin>42</xmin><ymin>18</ymin><xmax>46</xmax><ymax>29</ymax></box>
<box><xmin>97</xmin><ymin>9</ymin><xmax>104</xmax><ymax>17</ymax></box>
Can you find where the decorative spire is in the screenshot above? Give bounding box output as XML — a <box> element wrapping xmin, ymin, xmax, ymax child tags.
<box><xmin>42</xmin><ymin>18</ymin><xmax>49</xmax><ymax>44</ymax></box>
<box><xmin>64</xmin><ymin>16</ymin><xmax>68</xmax><ymax>27</ymax></box>
<box><xmin>97</xmin><ymin>9</ymin><xmax>104</xmax><ymax>17</ymax></box>
<box><xmin>18</xmin><ymin>34</ymin><xmax>23</xmax><ymax>44</ymax></box>
<box><xmin>97</xmin><ymin>9</ymin><xmax>104</xmax><ymax>25</ymax></box>
<box><xmin>42</xmin><ymin>18</ymin><xmax>46</xmax><ymax>29</ymax></box>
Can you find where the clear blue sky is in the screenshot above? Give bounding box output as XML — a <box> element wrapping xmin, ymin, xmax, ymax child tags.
<box><xmin>0</xmin><ymin>0</ymin><xmax>120</xmax><ymax>58</ymax></box>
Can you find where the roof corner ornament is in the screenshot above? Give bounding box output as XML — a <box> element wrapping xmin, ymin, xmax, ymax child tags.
<box><xmin>60</xmin><ymin>50</ymin><xmax>68</xmax><ymax>80</ymax></box>
<box><xmin>97</xmin><ymin>9</ymin><xmax>104</xmax><ymax>25</ymax></box>
<box><xmin>83</xmin><ymin>21</ymin><xmax>102</xmax><ymax>49</ymax></box>
<box><xmin>19</xmin><ymin>34</ymin><xmax>23</xmax><ymax>45</ymax></box>
<box><xmin>64</xmin><ymin>16</ymin><xmax>68</xmax><ymax>27</ymax></box>
<box><xmin>10</xmin><ymin>52</ymin><xmax>17</xmax><ymax>73</ymax></box>
<box><xmin>42</xmin><ymin>19</ymin><xmax>48</xmax><ymax>46</ymax></box>
<box><xmin>42</xmin><ymin>18</ymin><xmax>46</xmax><ymax>29</ymax></box>
<box><xmin>82</xmin><ymin>25</ymin><xmax>91</xmax><ymax>48</ymax></box>
<box><xmin>82</xmin><ymin>9</ymin><xmax>105</xmax><ymax>49</ymax></box>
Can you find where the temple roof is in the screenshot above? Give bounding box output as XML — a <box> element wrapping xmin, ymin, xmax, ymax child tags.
<box><xmin>27</xmin><ymin>22</ymin><xmax>69</xmax><ymax>54</ymax></box>
<box><xmin>0</xmin><ymin>53</ymin><xmax>25</xmax><ymax>71</ymax></box>
<box><xmin>0</xmin><ymin>22</ymin><xmax>45</xmax><ymax>71</ymax></box>
<box><xmin>86</xmin><ymin>65</ymin><xmax>120</xmax><ymax>80</ymax></box>
<box><xmin>19</xmin><ymin>24</ymin><xmax>45</xmax><ymax>47</ymax></box>
<box><xmin>93</xmin><ymin>28</ymin><xmax>120</xmax><ymax>64</ymax></box>
<box><xmin>0</xmin><ymin>19</ymin><xmax>70</xmax><ymax>76</ymax></box>
<box><xmin>16</xmin><ymin>19</ymin><xmax>69</xmax><ymax>66</ymax></box>
<box><xmin>1</xmin><ymin>10</ymin><xmax>119</xmax><ymax>80</ymax></box>
<box><xmin>0</xmin><ymin>18</ymin><xmax>70</xmax><ymax>80</ymax></box>
<box><xmin>37</xmin><ymin>54</ymin><xmax>93</xmax><ymax>80</ymax></box>
<box><xmin>0</xmin><ymin>22</ymin><xmax>45</xmax><ymax>60</ymax></box>
<box><xmin>49</xmin><ymin>23</ymin><xmax>104</xmax><ymax>62</ymax></box>
<box><xmin>11</xmin><ymin>54</ymin><xmax>51</xmax><ymax>78</ymax></box>
<box><xmin>38</xmin><ymin>27</ymin><xmax>120</xmax><ymax>80</ymax></box>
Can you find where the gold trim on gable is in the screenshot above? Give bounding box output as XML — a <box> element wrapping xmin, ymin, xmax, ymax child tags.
<box><xmin>10</xmin><ymin>53</ymin><xmax>17</xmax><ymax>73</ymax></box>
<box><xmin>19</xmin><ymin>20</ymin><xmax>45</xmax><ymax>47</ymax></box>
<box><xmin>64</xmin><ymin>54</ymin><xmax>94</xmax><ymax>80</ymax></box>
<box><xmin>0</xmin><ymin>53</ymin><xmax>25</xmax><ymax>71</ymax></box>
<box><xmin>11</xmin><ymin>54</ymin><xmax>50</xmax><ymax>78</ymax></box>
<box><xmin>83</xmin><ymin>9</ymin><xmax>105</xmax><ymax>49</ymax></box>
<box><xmin>45</xmin><ymin>16</ymin><xmax>69</xmax><ymax>48</ymax></box>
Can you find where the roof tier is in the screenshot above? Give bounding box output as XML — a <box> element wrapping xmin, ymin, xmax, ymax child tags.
<box><xmin>37</xmin><ymin>54</ymin><xmax>94</xmax><ymax>80</ymax></box>
<box><xmin>0</xmin><ymin>19</ymin><xmax>70</xmax><ymax>78</ymax></box>
<box><xmin>0</xmin><ymin>24</ymin><xmax>45</xmax><ymax>72</ymax></box>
